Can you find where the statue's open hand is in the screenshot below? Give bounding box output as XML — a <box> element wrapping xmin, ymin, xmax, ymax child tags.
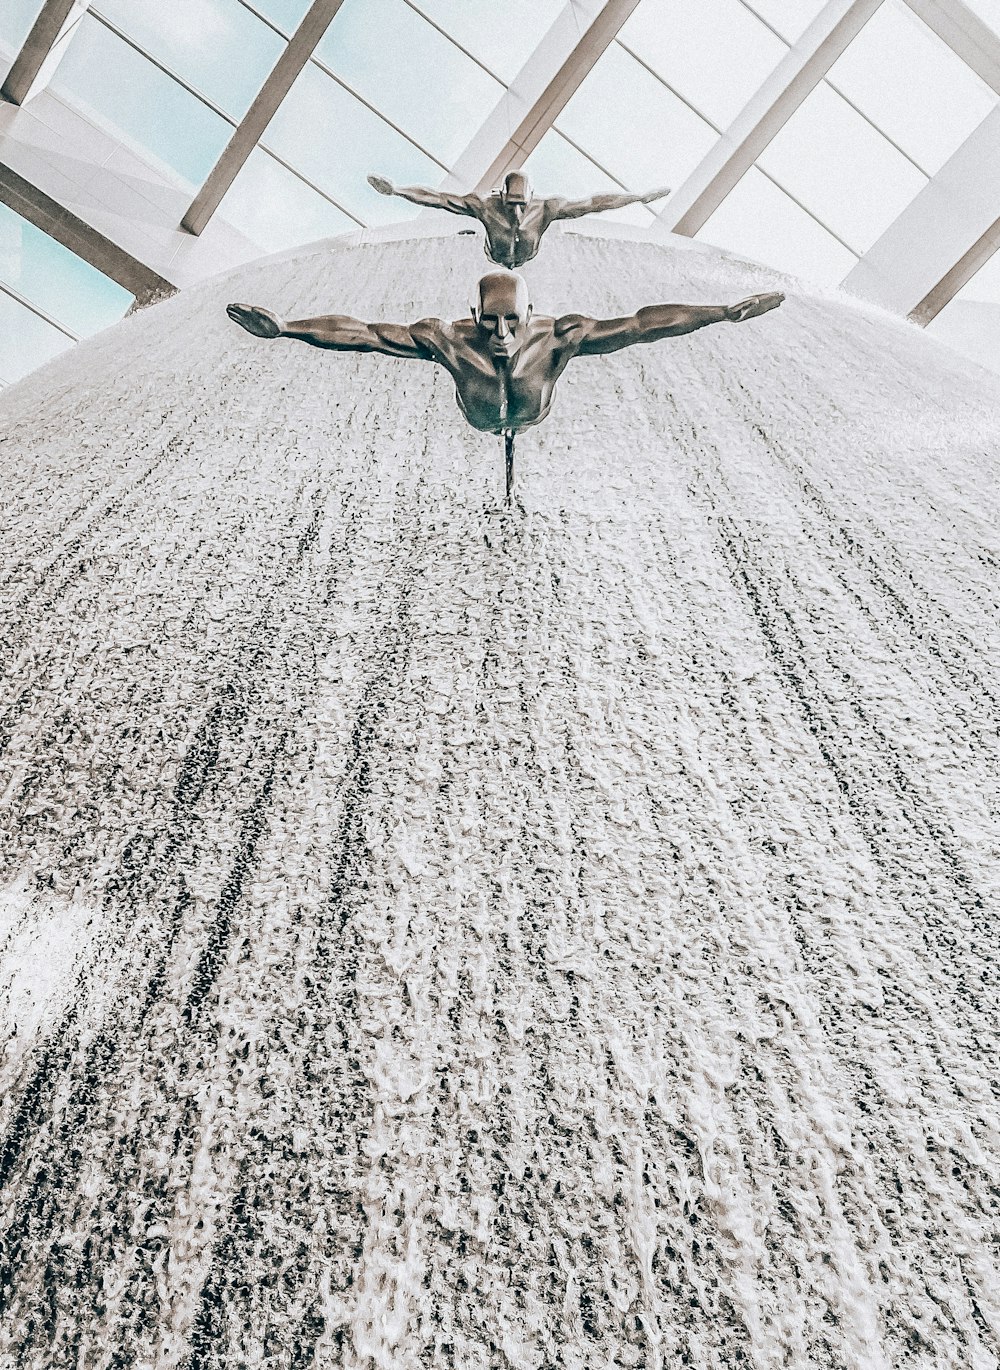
<box><xmin>726</xmin><ymin>292</ymin><xmax>785</xmax><ymax>323</ymax></box>
<box><xmin>367</xmin><ymin>174</ymin><xmax>394</xmax><ymax>196</ymax></box>
<box><xmin>227</xmin><ymin>303</ymin><xmax>283</xmax><ymax>338</ymax></box>
<box><xmin>642</xmin><ymin>186</ymin><xmax>671</xmax><ymax>203</ymax></box>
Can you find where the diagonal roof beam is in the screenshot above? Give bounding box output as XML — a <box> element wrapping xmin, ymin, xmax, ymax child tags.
<box><xmin>0</xmin><ymin>161</ymin><xmax>173</xmax><ymax>307</ymax></box>
<box><xmin>181</xmin><ymin>0</ymin><xmax>347</xmax><ymax>236</ymax></box>
<box><xmin>442</xmin><ymin>0</ymin><xmax>644</xmax><ymax>196</ymax></box>
<box><xmin>903</xmin><ymin>0</ymin><xmax>1000</xmax><ymax>93</ymax></box>
<box><xmin>1</xmin><ymin>0</ymin><xmax>85</xmax><ymax>106</ymax></box>
<box><xmin>841</xmin><ymin>105</ymin><xmax>1000</xmax><ymax>322</ymax></box>
<box><xmin>653</xmin><ymin>0</ymin><xmax>884</xmax><ymax>239</ymax></box>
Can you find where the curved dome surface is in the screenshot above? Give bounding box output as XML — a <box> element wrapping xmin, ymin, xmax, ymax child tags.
<box><xmin>1</xmin><ymin>230</ymin><xmax>999</xmax><ymax>1368</ymax></box>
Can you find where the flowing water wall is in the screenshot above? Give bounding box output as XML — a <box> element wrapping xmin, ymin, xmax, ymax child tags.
<box><xmin>1</xmin><ymin>229</ymin><xmax>999</xmax><ymax>1369</ymax></box>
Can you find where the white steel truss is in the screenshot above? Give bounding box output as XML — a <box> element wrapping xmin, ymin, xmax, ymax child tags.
<box><xmin>653</xmin><ymin>0</ymin><xmax>885</xmax><ymax>239</ymax></box>
<box><xmin>443</xmin><ymin>0</ymin><xmax>643</xmax><ymax>195</ymax></box>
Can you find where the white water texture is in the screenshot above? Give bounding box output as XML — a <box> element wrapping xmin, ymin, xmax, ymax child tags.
<box><xmin>1</xmin><ymin>232</ymin><xmax>999</xmax><ymax>1369</ymax></box>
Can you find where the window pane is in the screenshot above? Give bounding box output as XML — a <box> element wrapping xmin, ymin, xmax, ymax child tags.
<box><xmin>556</xmin><ymin>44</ymin><xmax>717</xmax><ymax>192</ymax></box>
<box><xmin>619</xmin><ymin>0</ymin><xmax>787</xmax><ymax>129</ymax></box>
<box><xmin>758</xmin><ymin>82</ymin><xmax>926</xmax><ymax>253</ymax></box>
<box><xmin>0</xmin><ymin>0</ymin><xmax>44</xmax><ymax>52</ymax></box>
<box><xmin>50</xmin><ymin>14</ymin><xmax>232</xmax><ymax>185</ymax></box>
<box><xmin>0</xmin><ymin>290</ymin><xmax>74</xmax><ymax>384</ymax></box>
<box><xmin>406</xmin><ymin>0</ymin><xmax>564</xmax><ymax>83</ymax></box>
<box><xmin>244</xmin><ymin>0</ymin><xmax>312</xmax><ymax>35</ymax></box>
<box><xmin>263</xmin><ymin>63</ymin><xmax>444</xmax><ymax>224</ymax></box>
<box><xmin>217</xmin><ymin>147</ymin><xmax>359</xmax><ymax>252</ymax></box>
<box><xmin>0</xmin><ymin>205</ymin><xmax>132</xmax><ymax>336</ymax></box>
<box><xmin>523</xmin><ymin>131</ymin><xmax>656</xmax><ymax>226</ymax></box>
<box><xmin>316</xmin><ymin>0</ymin><xmax>502</xmax><ymax>166</ymax></box>
<box><xmin>742</xmin><ymin>0</ymin><xmax>827</xmax><ymax>43</ymax></box>
<box><xmin>92</xmin><ymin>0</ymin><xmax>285</xmax><ymax>120</ymax></box>
<box><xmin>697</xmin><ymin>165</ymin><xmax>858</xmax><ymax>286</ymax></box>
<box><xmin>826</xmin><ymin>0</ymin><xmax>997</xmax><ymax>174</ymax></box>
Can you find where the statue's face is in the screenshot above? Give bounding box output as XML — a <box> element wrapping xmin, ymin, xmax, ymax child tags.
<box><xmin>501</xmin><ymin>171</ymin><xmax>530</xmax><ymax>224</ymax></box>
<box><xmin>475</xmin><ymin>273</ymin><xmax>532</xmax><ymax>360</ymax></box>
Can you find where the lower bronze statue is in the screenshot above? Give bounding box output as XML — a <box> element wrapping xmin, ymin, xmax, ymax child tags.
<box><xmin>228</xmin><ymin>273</ymin><xmax>783</xmax><ymax>502</ymax></box>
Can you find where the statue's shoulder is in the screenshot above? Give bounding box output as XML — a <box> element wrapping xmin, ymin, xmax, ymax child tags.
<box><xmin>413</xmin><ymin>316</ymin><xmax>468</xmax><ymax>357</ymax></box>
<box><xmin>553</xmin><ymin>312</ymin><xmax>590</xmax><ymax>341</ymax></box>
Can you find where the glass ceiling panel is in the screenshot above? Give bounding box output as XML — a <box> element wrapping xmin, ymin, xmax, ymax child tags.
<box><xmin>618</xmin><ymin>0</ymin><xmax>787</xmax><ymax>130</ymax></box>
<box><xmin>741</xmin><ymin>0</ymin><xmax>827</xmax><ymax>43</ymax></box>
<box><xmin>758</xmin><ymin>82</ymin><xmax>927</xmax><ymax>253</ymax></box>
<box><xmin>697</xmin><ymin>165</ymin><xmax>858</xmax><ymax>287</ymax></box>
<box><xmin>825</xmin><ymin>0</ymin><xmax>997</xmax><ymax>175</ymax></box>
<box><xmin>245</xmin><ymin>0</ymin><xmax>312</xmax><ymax>35</ymax></box>
<box><xmin>91</xmin><ymin>0</ymin><xmax>285</xmax><ymax>121</ymax></box>
<box><xmin>406</xmin><ymin>0</ymin><xmax>565</xmax><ymax>83</ymax></box>
<box><xmin>555</xmin><ymin>44</ymin><xmax>718</xmax><ymax>195</ymax></box>
<box><xmin>0</xmin><ymin>290</ymin><xmax>74</xmax><ymax>385</ymax></box>
<box><xmin>50</xmin><ymin>14</ymin><xmax>232</xmax><ymax>186</ymax></box>
<box><xmin>263</xmin><ymin>63</ymin><xmax>444</xmax><ymax>225</ymax></box>
<box><xmin>315</xmin><ymin>0</ymin><xmax>503</xmax><ymax>166</ymax></box>
<box><xmin>0</xmin><ymin>204</ymin><xmax>133</xmax><ymax>336</ymax></box>
<box><xmin>0</xmin><ymin>0</ymin><xmax>44</xmax><ymax>54</ymax></box>
<box><xmin>522</xmin><ymin>131</ymin><xmax>657</xmax><ymax>226</ymax></box>
<box><xmin>217</xmin><ymin>148</ymin><xmax>359</xmax><ymax>252</ymax></box>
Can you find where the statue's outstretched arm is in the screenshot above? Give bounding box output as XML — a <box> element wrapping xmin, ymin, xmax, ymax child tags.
<box><xmin>545</xmin><ymin>187</ymin><xmax>671</xmax><ymax>221</ymax></box>
<box><xmin>562</xmin><ymin>292</ymin><xmax>784</xmax><ymax>356</ymax></box>
<box><xmin>367</xmin><ymin>174</ymin><xmax>480</xmax><ymax>217</ymax></box>
<box><xmin>227</xmin><ymin>304</ymin><xmax>435</xmax><ymax>359</ymax></box>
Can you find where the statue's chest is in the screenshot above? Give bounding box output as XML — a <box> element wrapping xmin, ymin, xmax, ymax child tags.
<box><xmin>489</xmin><ymin>213</ymin><xmax>543</xmax><ymax>265</ymax></box>
<box><xmin>456</xmin><ymin>361</ymin><xmax>546</xmax><ymax>429</ymax></box>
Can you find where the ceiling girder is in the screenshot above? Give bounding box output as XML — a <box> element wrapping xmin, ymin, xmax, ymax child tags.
<box><xmin>181</xmin><ymin>0</ymin><xmax>348</xmax><ymax>236</ymax></box>
<box><xmin>841</xmin><ymin>106</ymin><xmax>1000</xmax><ymax>321</ymax></box>
<box><xmin>442</xmin><ymin>0</ymin><xmax>643</xmax><ymax>196</ymax></box>
<box><xmin>0</xmin><ymin>161</ymin><xmax>174</xmax><ymax>306</ymax></box>
<box><xmin>903</xmin><ymin>0</ymin><xmax>1000</xmax><ymax>93</ymax></box>
<box><xmin>653</xmin><ymin>0</ymin><xmax>885</xmax><ymax>239</ymax></box>
<box><xmin>1</xmin><ymin>0</ymin><xmax>83</xmax><ymax>106</ymax></box>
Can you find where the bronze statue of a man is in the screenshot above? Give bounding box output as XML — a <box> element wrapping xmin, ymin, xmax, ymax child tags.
<box><xmin>367</xmin><ymin>169</ymin><xmax>671</xmax><ymax>269</ymax></box>
<box><xmin>228</xmin><ymin>273</ymin><xmax>783</xmax><ymax>499</ymax></box>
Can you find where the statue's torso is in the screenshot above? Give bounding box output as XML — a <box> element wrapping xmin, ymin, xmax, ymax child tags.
<box><xmin>419</xmin><ymin>319</ymin><xmax>574</xmax><ymax>434</ymax></box>
<box><xmin>478</xmin><ymin>200</ymin><xmax>550</xmax><ymax>269</ymax></box>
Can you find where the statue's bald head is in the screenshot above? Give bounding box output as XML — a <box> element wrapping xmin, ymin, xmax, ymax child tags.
<box><xmin>472</xmin><ymin>272</ymin><xmax>532</xmax><ymax>360</ymax></box>
<box><xmin>501</xmin><ymin>170</ymin><xmax>532</xmax><ymax>205</ymax></box>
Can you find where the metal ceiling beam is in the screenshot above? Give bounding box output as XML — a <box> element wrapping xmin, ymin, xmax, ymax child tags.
<box><xmin>903</xmin><ymin>0</ymin><xmax>1000</xmax><ymax>93</ymax></box>
<box><xmin>909</xmin><ymin>214</ymin><xmax>1000</xmax><ymax>324</ymax></box>
<box><xmin>653</xmin><ymin>0</ymin><xmax>884</xmax><ymax>239</ymax></box>
<box><xmin>443</xmin><ymin>0</ymin><xmax>644</xmax><ymax>195</ymax></box>
<box><xmin>0</xmin><ymin>161</ymin><xmax>174</xmax><ymax>307</ymax></box>
<box><xmin>1</xmin><ymin>0</ymin><xmax>84</xmax><ymax>106</ymax></box>
<box><xmin>841</xmin><ymin>105</ymin><xmax>1000</xmax><ymax>322</ymax></box>
<box><xmin>181</xmin><ymin>0</ymin><xmax>347</xmax><ymax>236</ymax></box>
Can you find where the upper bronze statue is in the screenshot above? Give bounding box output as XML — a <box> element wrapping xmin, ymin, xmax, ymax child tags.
<box><xmin>227</xmin><ymin>273</ymin><xmax>784</xmax><ymax>440</ymax></box>
<box><xmin>367</xmin><ymin>169</ymin><xmax>672</xmax><ymax>269</ymax></box>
